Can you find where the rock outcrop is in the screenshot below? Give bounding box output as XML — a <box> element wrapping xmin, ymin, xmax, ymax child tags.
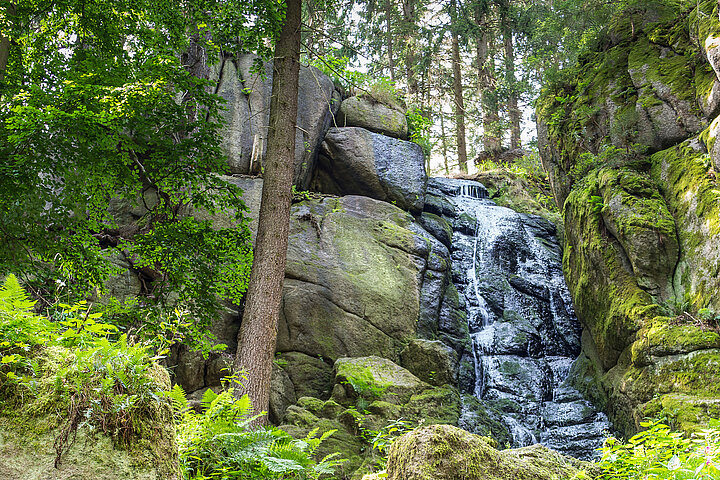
<box><xmin>280</xmin><ymin>357</ymin><xmax>462</xmax><ymax>479</ymax></box>
<box><xmin>0</xmin><ymin>347</ymin><xmax>179</xmax><ymax>480</ymax></box>
<box><xmin>312</xmin><ymin>127</ymin><xmax>427</xmax><ymax>213</ymax></box>
<box><xmin>213</xmin><ymin>54</ymin><xmax>341</xmax><ymax>188</ymax></box>
<box><xmin>379</xmin><ymin>424</ymin><xmax>596</xmax><ymax>480</ymax></box>
<box><xmin>335</xmin><ymin>95</ymin><xmax>409</xmax><ymax>140</ymax></box>
<box><xmin>537</xmin><ymin>0</ymin><xmax>720</xmax><ymax>435</ymax></box>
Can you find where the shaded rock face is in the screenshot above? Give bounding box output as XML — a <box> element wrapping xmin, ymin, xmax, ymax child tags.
<box><xmin>277</xmin><ymin>195</ymin><xmax>446</xmax><ymax>363</ymax></box>
<box><xmin>336</xmin><ymin>96</ymin><xmax>409</xmax><ymax>140</ymax></box>
<box><xmin>213</xmin><ymin>54</ymin><xmax>341</xmax><ymax>188</ymax></box>
<box><xmin>537</xmin><ymin>1</ymin><xmax>720</xmax><ymax>436</ymax></box>
<box><xmin>382</xmin><ymin>424</ymin><xmax>596</xmax><ymax>480</ymax></box>
<box><xmin>312</xmin><ymin>127</ymin><xmax>427</xmax><ymax>213</ymax></box>
<box><xmin>428</xmin><ymin>178</ymin><xmax>609</xmax><ymax>460</ymax></box>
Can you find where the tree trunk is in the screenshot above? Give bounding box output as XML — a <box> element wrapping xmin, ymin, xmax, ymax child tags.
<box><xmin>401</xmin><ymin>0</ymin><xmax>418</xmax><ymax>101</ymax></box>
<box><xmin>440</xmin><ymin>109</ymin><xmax>449</xmax><ymax>174</ymax></box>
<box><xmin>385</xmin><ymin>0</ymin><xmax>395</xmax><ymax>81</ymax></box>
<box><xmin>502</xmin><ymin>16</ymin><xmax>521</xmax><ymax>150</ymax></box>
<box><xmin>451</xmin><ymin>29</ymin><xmax>467</xmax><ymax>173</ymax></box>
<box><xmin>233</xmin><ymin>0</ymin><xmax>301</xmax><ymax>423</ymax></box>
<box><xmin>0</xmin><ymin>3</ymin><xmax>16</xmax><ymax>84</ymax></box>
<box><xmin>476</xmin><ymin>12</ymin><xmax>501</xmax><ymax>153</ymax></box>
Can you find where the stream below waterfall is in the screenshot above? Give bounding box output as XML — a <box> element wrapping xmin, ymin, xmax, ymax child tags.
<box><xmin>429</xmin><ymin>177</ymin><xmax>610</xmax><ymax>460</ymax></box>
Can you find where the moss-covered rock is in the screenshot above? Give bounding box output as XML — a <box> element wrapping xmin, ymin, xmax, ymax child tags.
<box><xmin>0</xmin><ymin>345</ymin><xmax>179</xmax><ymax>480</ymax></box>
<box><xmin>336</xmin><ymin>96</ymin><xmax>409</xmax><ymax>140</ymax></box>
<box><xmin>400</xmin><ymin>339</ymin><xmax>458</xmax><ymax>386</ymax></box>
<box><xmin>334</xmin><ymin>356</ymin><xmax>430</xmax><ymax>405</ymax></box>
<box><xmin>536</xmin><ymin>4</ymin><xmax>720</xmax><ymax>433</ymax></box>
<box><xmin>384</xmin><ymin>424</ymin><xmax>596</xmax><ymax>480</ymax></box>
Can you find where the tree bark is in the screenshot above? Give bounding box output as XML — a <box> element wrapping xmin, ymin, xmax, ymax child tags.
<box><xmin>451</xmin><ymin>28</ymin><xmax>467</xmax><ymax>173</ymax></box>
<box><xmin>475</xmin><ymin>10</ymin><xmax>501</xmax><ymax>153</ymax></box>
<box><xmin>502</xmin><ymin>13</ymin><xmax>521</xmax><ymax>150</ymax></box>
<box><xmin>0</xmin><ymin>3</ymin><xmax>16</xmax><ymax>84</ymax></box>
<box><xmin>440</xmin><ymin>108</ymin><xmax>449</xmax><ymax>174</ymax></box>
<box><xmin>385</xmin><ymin>0</ymin><xmax>395</xmax><ymax>81</ymax></box>
<box><xmin>233</xmin><ymin>0</ymin><xmax>301</xmax><ymax>423</ymax></box>
<box><xmin>401</xmin><ymin>0</ymin><xmax>418</xmax><ymax>101</ymax></box>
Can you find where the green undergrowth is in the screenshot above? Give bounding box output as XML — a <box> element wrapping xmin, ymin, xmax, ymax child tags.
<box><xmin>0</xmin><ymin>274</ymin><xmax>175</xmax><ymax>470</ymax></box>
<box><xmin>598</xmin><ymin>419</ymin><xmax>720</xmax><ymax>479</ymax></box>
<box><xmin>169</xmin><ymin>383</ymin><xmax>344</xmax><ymax>479</ymax></box>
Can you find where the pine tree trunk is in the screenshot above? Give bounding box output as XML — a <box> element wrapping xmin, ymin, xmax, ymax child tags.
<box><xmin>440</xmin><ymin>110</ymin><xmax>449</xmax><ymax>174</ymax></box>
<box><xmin>503</xmin><ymin>20</ymin><xmax>521</xmax><ymax>150</ymax></box>
<box><xmin>451</xmin><ymin>29</ymin><xmax>467</xmax><ymax>173</ymax></box>
<box><xmin>477</xmin><ymin>26</ymin><xmax>500</xmax><ymax>152</ymax></box>
<box><xmin>402</xmin><ymin>0</ymin><xmax>418</xmax><ymax>101</ymax></box>
<box><xmin>385</xmin><ymin>0</ymin><xmax>395</xmax><ymax>81</ymax></box>
<box><xmin>233</xmin><ymin>0</ymin><xmax>301</xmax><ymax>423</ymax></box>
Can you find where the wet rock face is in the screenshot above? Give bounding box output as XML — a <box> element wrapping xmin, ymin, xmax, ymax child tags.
<box><xmin>428</xmin><ymin>177</ymin><xmax>609</xmax><ymax>460</ymax></box>
<box><xmin>312</xmin><ymin>127</ymin><xmax>427</xmax><ymax>213</ymax></box>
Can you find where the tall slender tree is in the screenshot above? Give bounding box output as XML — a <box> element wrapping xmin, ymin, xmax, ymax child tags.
<box><xmin>450</xmin><ymin>0</ymin><xmax>468</xmax><ymax>172</ymax></box>
<box><xmin>499</xmin><ymin>0</ymin><xmax>521</xmax><ymax>149</ymax></box>
<box><xmin>234</xmin><ymin>0</ymin><xmax>302</xmax><ymax>421</ymax></box>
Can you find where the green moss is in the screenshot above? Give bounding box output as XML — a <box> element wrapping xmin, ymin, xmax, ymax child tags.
<box><xmin>402</xmin><ymin>386</ymin><xmax>461</xmax><ymax>426</ymax></box>
<box><xmin>296</xmin><ymin>396</ymin><xmax>325</xmax><ymax>414</ymax></box>
<box><xmin>650</xmin><ymin>140</ymin><xmax>720</xmax><ymax>310</ymax></box>
<box><xmin>385</xmin><ymin>424</ymin><xmax>592</xmax><ymax>480</ymax></box>
<box><xmin>0</xmin><ymin>345</ymin><xmax>178</xmax><ymax>479</ymax></box>
<box><xmin>642</xmin><ymin>393</ymin><xmax>720</xmax><ymax>433</ymax></box>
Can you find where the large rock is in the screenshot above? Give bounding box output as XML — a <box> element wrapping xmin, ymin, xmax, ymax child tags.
<box><xmin>336</xmin><ymin>96</ymin><xmax>409</xmax><ymax>140</ymax></box>
<box><xmin>400</xmin><ymin>339</ymin><xmax>458</xmax><ymax>386</ymax></box>
<box><xmin>214</xmin><ymin>54</ymin><xmax>341</xmax><ymax>188</ymax></box>
<box><xmin>536</xmin><ymin>2</ymin><xmax>720</xmax><ymax>436</ymax></box>
<box><xmin>281</xmin><ymin>357</ymin><xmax>463</xmax><ymax>479</ymax></box>
<box><xmin>312</xmin><ymin>127</ymin><xmax>427</xmax><ymax>213</ymax></box>
<box><xmin>334</xmin><ymin>356</ymin><xmax>430</xmax><ymax>405</ymax></box>
<box><xmin>277</xmin><ymin>196</ymin><xmax>447</xmax><ymax>363</ymax></box>
<box><xmin>382</xmin><ymin>424</ymin><xmax>595</xmax><ymax>480</ymax></box>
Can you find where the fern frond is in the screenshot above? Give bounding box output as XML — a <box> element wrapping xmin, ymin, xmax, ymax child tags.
<box><xmin>164</xmin><ymin>384</ymin><xmax>190</xmax><ymax>416</ymax></box>
<box><xmin>0</xmin><ymin>274</ymin><xmax>36</xmax><ymax>314</ymax></box>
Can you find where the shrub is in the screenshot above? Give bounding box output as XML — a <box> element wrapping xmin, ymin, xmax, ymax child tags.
<box><xmin>598</xmin><ymin>419</ymin><xmax>720</xmax><ymax>479</ymax></box>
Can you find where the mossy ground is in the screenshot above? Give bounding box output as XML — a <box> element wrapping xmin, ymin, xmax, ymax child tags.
<box><xmin>0</xmin><ymin>344</ymin><xmax>178</xmax><ymax>479</ymax></box>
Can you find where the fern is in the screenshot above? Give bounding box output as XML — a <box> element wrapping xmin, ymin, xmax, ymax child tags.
<box><xmin>174</xmin><ymin>383</ymin><xmax>345</xmax><ymax>479</ymax></box>
<box><xmin>0</xmin><ymin>274</ymin><xmax>36</xmax><ymax>314</ymax></box>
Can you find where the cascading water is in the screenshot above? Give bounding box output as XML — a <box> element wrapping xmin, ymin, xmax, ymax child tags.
<box><xmin>429</xmin><ymin>177</ymin><xmax>610</xmax><ymax>460</ymax></box>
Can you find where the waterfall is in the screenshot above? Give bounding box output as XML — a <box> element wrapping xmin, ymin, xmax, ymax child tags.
<box><xmin>430</xmin><ymin>177</ymin><xmax>610</xmax><ymax>460</ymax></box>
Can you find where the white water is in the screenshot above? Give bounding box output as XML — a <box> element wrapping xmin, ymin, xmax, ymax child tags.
<box><xmin>434</xmin><ymin>177</ymin><xmax>610</xmax><ymax>459</ymax></box>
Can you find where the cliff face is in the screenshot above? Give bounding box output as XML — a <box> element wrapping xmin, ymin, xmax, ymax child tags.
<box><xmin>537</xmin><ymin>0</ymin><xmax>720</xmax><ymax>435</ymax></box>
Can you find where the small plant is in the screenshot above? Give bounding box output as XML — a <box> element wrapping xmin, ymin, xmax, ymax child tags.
<box><xmin>406</xmin><ymin>107</ymin><xmax>433</xmax><ymax>157</ymax></box>
<box><xmin>598</xmin><ymin>419</ymin><xmax>720</xmax><ymax>479</ymax></box>
<box><xmin>291</xmin><ymin>185</ymin><xmax>312</xmax><ymax>202</ymax></box>
<box><xmin>589</xmin><ymin>195</ymin><xmax>605</xmax><ymax>214</ymax></box>
<box><xmin>342</xmin><ymin>367</ymin><xmax>388</xmax><ymax>412</ymax></box>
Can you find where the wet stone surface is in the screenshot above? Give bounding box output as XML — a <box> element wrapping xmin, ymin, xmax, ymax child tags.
<box><xmin>427</xmin><ymin>177</ymin><xmax>610</xmax><ymax>460</ymax></box>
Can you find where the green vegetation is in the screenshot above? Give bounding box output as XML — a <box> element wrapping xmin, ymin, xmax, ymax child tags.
<box><xmin>169</xmin><ymin>384</ymin><xmax>344</xmax><ymax>479</ymax></box>
<box><xmin>0</xmin><ymin>0</ymin><xmax>267</xmax><ymax>351</ymax></box>
<box><xmin>599</xmin><ymin>419</ymin><xmax>720</xmax><ymax>479</ymax></box>
<box><xmin>0</xmin><ymin>274</ymin><xmax>174</xmax><ymax>471</ymax></box>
